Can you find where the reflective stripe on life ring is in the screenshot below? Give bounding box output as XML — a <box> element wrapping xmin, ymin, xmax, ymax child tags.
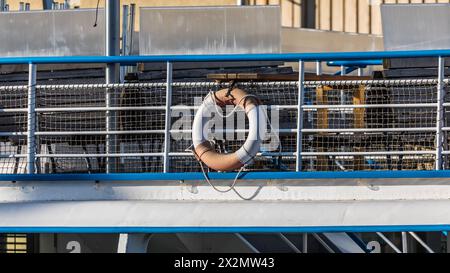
<box><xmin>192</xmin><ymin>88</ymin><xmax>267</xmax><ymax>172</ymax></box>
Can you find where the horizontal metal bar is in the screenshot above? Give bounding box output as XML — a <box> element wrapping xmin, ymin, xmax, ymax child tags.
<box><xmin>7</xmin><ymin>152</ymin><xmax>433</xmax><ymax>159</ymax></box>
<box><xmin>0</xmin><ymin>104</ymin><xmax>437</xmax><ymax>113</ymax></box>
<box><xmin>2</xmin><ymin>49</ymin><xmax>450</xmax><ymax>64</ymax></box>
<box><xmin>34</xmin><ymin>82</ymin><xmax>219</xmax><ymax>90</ymax></box>
<box><xmin>0</xmin><ymin>78</ymin><xmax>439</xmax><ymax>92</ymax></box>
<box><xmin>36</xmin><ymin>83</ymin><xmax>166</xmax><ymax>89</ymax></box>
<box><xmin>0</xmin><ymin>128</ymin><xmax>437</xmax><ymax>136</ymax></box>
<box><xmin>35</xmin><ymin>129</ymin><xmax>296</xmax><ymax>135</ymax></box>
<box><xmin>304</xmin><ymin>78</ymin><xmax>439</xmax><ymax>86</ymax></box>
<box><xmin>167</xmin><ymin>152</ymin><xmax>192</xmax><ymax>157</ymax></box>
<box><xmin>168</xmin><ymin>152</ymin><xmax>295</xmax><ymax>157</ymax></box>
<box><xmin>301</xmin><ymin>151</ymin><xmax>435</xmax><ymax>156</ymax></box>
<box><xmin>0</xmin><ymin>154</ymin><xmax>27</xmax><ymax>158</ymax></box>
<box><xmin>35</xmin><ymin>130</ymin><xmax>165</xmax><ymax>136</ymax></box>
<box><xmin>302</xmin><ymin>128</ymin><xmax>436</xmax><ymax>133</ymax></box>
<box><xmin>0</xmin><ymin>85</ymin><xmax>28</xmax><ymax>91</ymax></box>
<box><xmin>35</xmin><ymin>106</ymin><xmax>166</xmax><ymax>112</ymax></box>
<box><xmin>35</xmin><ymin>152</ymin><xmax>296</xmax><ymax>158</ymax></box>
<box><xmin>302</xmin><ymin>155</ymin><xmax>432</xmax><ymax>160</ymax></box>
<box><xmin>171</xmin><ymin>105</ymin><xmax>298</xmax><ymax>110</ymax></box>
<box><xmin>0</xmin><ymin>108</ymin><xmax>28</xmax><ymax>113</ymax></box>
<box><xmin>5</xmin><ymin>104</ymin><xmax>438</xmax><ymax>113</ymax></box>
<box><xmin>302</xmin><ymin>103</ymin><xmax>437</xmax><ymax>109</ymax></box>
<box><xmin>170</xmin><ymin>129</ymin><xmax>297</xmax><ymax>134</ymax></box>
<box><xmin>33</xmin><ymin>81</ymin><xmax>301</xmax><ymax>90</ymax></box>
<box><xmin>0</xmin><ymin>132</ymin><xmax>27</xmax><ymax>136</ymax></box>
<box><xmin>0</xmin><ymin>103</ymin><xmax>436</xmax><ymax>113</ymax></box>
<box><xmin>36</xmin><ymin>153</ymin><xmax>164</xmax><ymax>158</ymax></box>
<box><xmin>34</xmin><ymin>105</ymin><xmax>296</xmax><ymax>112</ymax></box>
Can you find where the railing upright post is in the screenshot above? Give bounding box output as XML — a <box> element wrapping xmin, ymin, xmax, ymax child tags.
<box><xmin>163</xmin><ymin>62</ymin><xmax>173</xmax><ymax>173</ymax></box>
<box><xmin>120</xmin><ymin>4</ymin><xmax>129</xmax><ymax>83</ymax></box>
<box><xmin>296</xmin><ymin>60</ymin><xmax>305</xmax><ymax>172</ymax></box>
<box><xmin>436</xmin><ymin>56</ymin><xmax>445</xmax><ymax>170</ymax></box>
<box><xmin>105</xmin><ymin>0</ymin><xmax>120</xmax><ymax>173</ymax></box>
<box><xmin>358</xmin><ymin>67</ymin><xmax>364</xmax><ymax>76</ymax></box>
<box><xmin>27</xmin><ymin>63</ymin><xmax>37</xmax><ymax>174</ymax></box>
<box><xmin>302</xmin><ymin>233</ymin><xmax>308</xmax><ymax>253</ymax></box>
<box><xmin>401</xmin><ymin>232</ymin><xmax>408</xmax><ymax>253</ymax></box>
<box><xmin>316</xmin><ymin>61</ymin><xmax>322</xmax><ymax>76</ymax></box>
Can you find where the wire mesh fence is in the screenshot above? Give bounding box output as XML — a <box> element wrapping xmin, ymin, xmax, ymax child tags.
<box><xmin>0</xmin><ymin>79</ymin><xmax>446</xmax><ymax>174</ymax></box>
<box><xmin>301</xmin><ymin>79</ymin><xmax>440</xmax><ymax>171</ymax></box>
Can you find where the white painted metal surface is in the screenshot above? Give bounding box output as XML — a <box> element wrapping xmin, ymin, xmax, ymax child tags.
<box><xmin>2</xmin><ymin>178</ymin><xmax>450</xmax><ymax>203</ymax></box>
<box><xmin>1</xmin><ymin>177</ymin><xmax>450</xmax><ymax>228</ymax></box>
<box><xmin>0</xmin><ymin>9</ymin><xmax>105</xmax><ymax>57</ymax></box>
<box><xmin>139</xmin><ymin>6</ymin><xmax>280</xmax><ymax>55</ymax></box>
<box><xmin>0</xmin><ymin>199</ymin><xmax>450</xmax><ymax>229</ymax></box>
<box><xmin>382</xmin><ymin>4</ymin><xmax>450</xmax><ymax>51</ymax></box>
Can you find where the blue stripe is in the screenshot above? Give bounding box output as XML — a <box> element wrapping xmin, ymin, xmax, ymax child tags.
<box><xmin>2</xmin><ymin>170</ymin><xmax>450</xmax><ymax>181</ymax></box>
<box><xmin>0</xmin><ymin>225</ymin><xmax>449</xmax><ymax>234</ymax></box>
<box><xmin>0</xmin><ymin>49</ymin><xmax>449</xmax><ymax>64</ymax></box>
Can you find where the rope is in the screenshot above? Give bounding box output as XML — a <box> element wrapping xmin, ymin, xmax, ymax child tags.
<box><xmin>93</xmin><ymin>0</ymin><xmax>101</xmax><ymax>27</ymax></box>
<box><xmin>207</xmin><ymin>90</ymin><xmax>258</xmax><ymax>119</ymax></box>
<box><xmin>199</xmin><ymin>159</ymin><xmax>244</xmax><ymax>194</ymax></box>
<box><xmin>226</xmin><ymin>81</ymin><xmax>236</xmax><ymax>98</ymax></box>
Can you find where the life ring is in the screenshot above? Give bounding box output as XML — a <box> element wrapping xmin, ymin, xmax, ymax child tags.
<box><xmin>192</xmin><ymin>88</ymin><xmax>267</xmax><ymax>171</ymax></box>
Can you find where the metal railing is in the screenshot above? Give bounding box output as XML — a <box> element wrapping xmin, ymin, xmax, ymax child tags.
<box><xmin>0</xmin><ymin>49</ymin><xmax>449</xmax><ymax>177</ymax></box>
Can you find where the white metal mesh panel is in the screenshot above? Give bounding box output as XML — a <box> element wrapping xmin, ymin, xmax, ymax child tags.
<box><xmin>169</xmin><ymin>82</ymin><xmax>297</xmax><ymax>173</ymax></box>
<box><xmin>0</xmin><ymin>79</ymin><xmax>445</xmax><ymax>174</ymax></box>
<box><xmin>301</xmin><ymin>79</ymin><xmax>439</xmax><ymax>171</ymax></box>
<box><xmin>0</xmin><ymin>85</ymin><xmax>28</xmax><ymax>174</ymax></box>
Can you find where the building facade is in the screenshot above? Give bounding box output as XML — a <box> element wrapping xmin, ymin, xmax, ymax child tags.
<box><xmin>1</xmin><ymin>0</ymin><xmax>450</xmax><ymax>35</ymax></box>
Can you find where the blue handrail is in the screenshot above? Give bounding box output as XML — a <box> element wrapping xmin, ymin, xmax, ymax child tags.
<box><xmin>0</xmin><ymin>49</ymin><xmax>448</xmax><ymax>64</ymax></box>
<box><xmin>327</xmin><ymin>60</ymin><xmax>383</xmax><ymax>68</ymax></box>
<box><xmin>2</xmin><ymin>170</ymin><xmax>450</xmax><ymax>181</ymax></box>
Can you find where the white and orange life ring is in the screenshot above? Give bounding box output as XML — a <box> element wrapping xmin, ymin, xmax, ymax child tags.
<box><xmin>192</xmin><ymin>88</ymin><xmax>267</xmax><ymax>172</ymax></box>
